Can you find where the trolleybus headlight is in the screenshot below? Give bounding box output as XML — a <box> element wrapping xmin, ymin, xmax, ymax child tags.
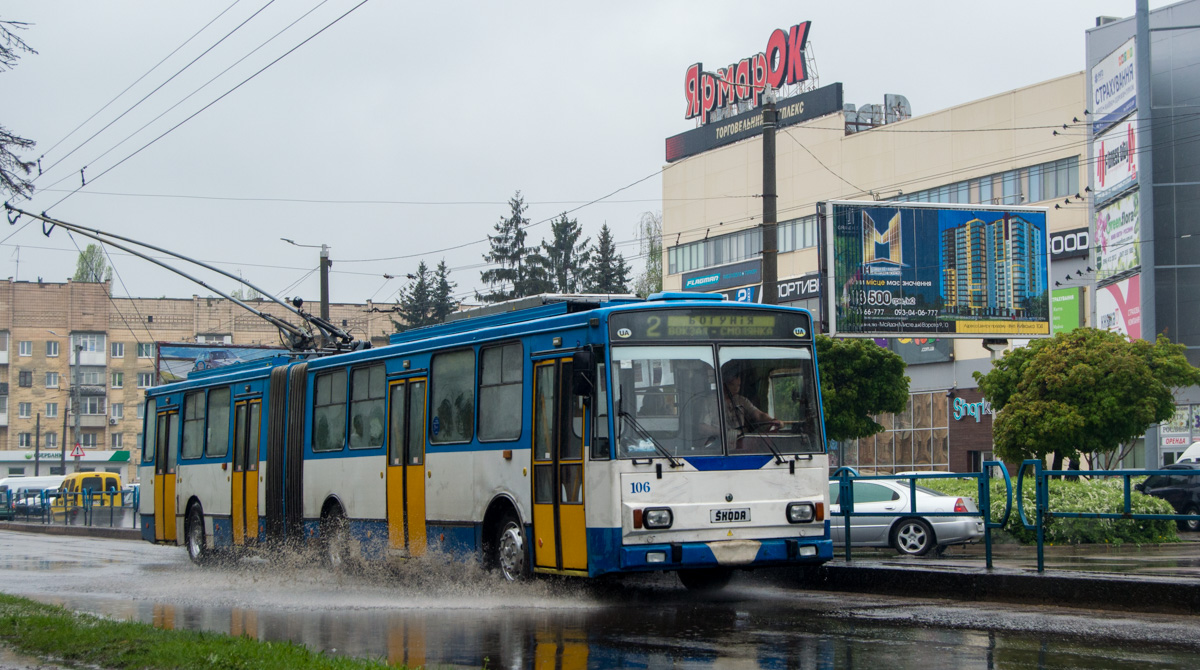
<box><xmin>643</xmin><ymin>507</ymin><xmax>673</xmax><ymax>529</ymax></box>
<box><xmin>787</xmin><ymin>502</ymin><xmax>815</xmax><ymax>524</ymax></box>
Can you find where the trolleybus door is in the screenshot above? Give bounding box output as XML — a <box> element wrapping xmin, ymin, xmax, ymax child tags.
<box><xmin>532</xmin><ymin>358</ymin><xmax>588</xmax><ymax>574</ymax></box>
<box><xmin>153</xmin><ymin>409</ymin><xmax>179</xmax><ymax>543</ymax></box>
<box><xmin>231</xmin><ymin>399</ymin><xmax>262</xmax><ymax>546</ymax></box>
<box><xmin>386</xmin><ymin>378</ymin><xmax>427</xmax><ymax>556</ymax></box>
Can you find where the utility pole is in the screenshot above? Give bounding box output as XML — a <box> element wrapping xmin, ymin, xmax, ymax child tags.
<box><xmin>320</xmin><ymin>243</ymin><xmax>331</xmax><ymax>321</ymax></box>
<box><xmin>34</xmin><ymin>413</ymin><xmax>41</xmax><ymax>476</ymax></box>
<box><xmin>761</xmin><ymin>84</ymin><xmax>779</xmax><ymax>305</ymax></box>
<box><xmin>72</xmin><ymin>341</ymin><xmax>81</xmax><ymax>475</ymax></box>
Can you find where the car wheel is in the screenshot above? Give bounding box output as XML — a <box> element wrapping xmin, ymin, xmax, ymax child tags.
<box><xmin>185</xmin><ymin>505</ymin><xmax>211</xmax><ymax>565</ymax></box>
<box><xmin>494</xmin><ymin>513</ymin><xmax>528</xmax><ymax>581</ymax></box>
<box><xmin>1181</xmin><ymin>505</ymin><xmax>1200</xmax><ymax>533</ymax></box>
<box><xmin>321</xmin><ymin>510</ymin><xmax>352</xmax><ymax>570</ymax></box>
<box><xmin>892</xmin><ymin>518</ymin><xmax>935</xmax><ymax>556</ymax></box>
<box><xmin>678</xmin><ymin>568</ymin><xmax>734</xmax><ymax>591</ymax></box>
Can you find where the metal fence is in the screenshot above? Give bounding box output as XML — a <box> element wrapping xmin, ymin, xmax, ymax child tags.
<box><xmin>0</xmin><ymin>487</ymin><xmax>140</xmax><ymax>529</ymax></box>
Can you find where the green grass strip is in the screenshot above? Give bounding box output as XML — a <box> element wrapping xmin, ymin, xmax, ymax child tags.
<box><xmin>0</xmin><ymin>593</ymin><xmax>398</xmax><ymax>670</ymax></box>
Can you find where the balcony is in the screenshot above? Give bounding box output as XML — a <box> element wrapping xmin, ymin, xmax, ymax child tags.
<box><xmin>79</xmin><ymin>414</ymin><xmax>108</xmax><ymax>429</ymax></box>
<box><xmin>73</xmin><ymin>384</ymin><xmax>108</xmax><ymax>396</ymax></box>
<box><xmin>0</xmin><ymin>411</ymin><xmax>7</xmax><ymax>427</ymax></box>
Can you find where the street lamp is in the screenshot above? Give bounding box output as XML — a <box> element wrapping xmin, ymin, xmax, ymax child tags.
<box><xmin>281</xmin><ymin>238</ymin><xmax>331</xmax><ymax>320</ymax></box>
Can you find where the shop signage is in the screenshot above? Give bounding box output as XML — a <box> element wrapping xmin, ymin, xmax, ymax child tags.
<box><xmin>952</xmin><ymin>397</ymin><xmax>995</xmax><ymax>423</ymax></box>
<box><xmin>1095</xmin><ymin>190</ymin><xmax>1140</xmax><ymax>280</ymax></box>
<box><xmin>777</xmin><ymin>273</ymin><xmax>822</xmax><ymax>301</ymax></box>
<box><xmin>1051</xmin><ymin>287</ymin><xmax>1082</xmax><ymax>334</ymax></box>
<box><xmin>1090</xmin><ymin>37</ymin><xmax>1136</xmax><ymax>135</ymax></box>
<box><xmin>1049</xmin><ymin>228</ymin><xmax>1089</xmax><ymax>261</ymax></box>
<box><xmin>682</xmin><ymin>259</ymin><xmax>762</xmax><ymax>292</ymax></box>
<box><xmin>684</xmin><ymin>22</ymin><xmax>812</xmax><ymax>124</ymax></box>
<box><xmin>1092</xmin><ymin>113</ymin><xmax>1138</xmax><ymax>205</ymax></box>
<box><xmin>1097</xmin><ymin>273</ymin><xmax>1141</xmax><ymax>340</ymax></box>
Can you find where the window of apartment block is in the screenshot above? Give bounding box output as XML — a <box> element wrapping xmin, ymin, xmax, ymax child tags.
<box><xmin>18</xmin><ymin>341</ymin><xmax>31</xmax><ymax>356</ymax></box>
<box><xmin>18</xmin><ymin>371</ymin><xmax>32</xmax><ymax>387</ymax></box>
<box><xmin>46</xmin><ymin>402</ymin><xmax>58</xmax><ymax>418</ymax></box>
<box><xmin>45</xmin><ymin>371</ymin><xmax>59</xmax><ymax>388</ymax></box>
<box><xmin>18</xmin><ymin>402</ymin><xmax>31</xmax><ymax>418</ymax></box>
<box><xmin>137</xmin><ymin>343</ymin><xmax>154</xmax><ymax>358</ymax></box>
<box><xmin>72</xmin><ymin>333</ymin><xmax>102</xmax><ymax>353</ymax></box>
<box><xmin>0</xmin><ymin>332</ymin><xmax>8</xmax><ymax>353</ymax></box>
<box><xmin>111</xmin><ymin>433</ymin><xmax>123</xmax><ymax>448</ymax></box>
<box><xmin>111</xmin><ymin>372</ymin><xmax>123</xmax><ymax>388</ymax></box>
<box><xmin>81</xmin><ymin>433</ymin><xmax>97</xmax><ymax>448</ymax></box>
<box><xmin>137</xmin><ymin>372</ymin><xmax>154</xmax><ymax>388</ymax></box>
<box><xmin>80</xmin><ymin>396</ymin><xmax>105</xmax><ymax>415</ymax></box>
<box><xmin>45</xmin><ymin>432</ymin><xmax>57</xmax><ymax>448</ymax></box>
<box><xmin>18</xmin><ymin>433</ymin><xmax>31</xmax><ymax>447</ymax></box>
<box><xmin>111</xmin><ymin>342</ymin><xmax>124</xmax><ymax>358</ymax></box>
<box><xmin>137</xmin><ymin>404</ymin><xmax>145</xmax><ymax>420</ymax></box>
<box><xmin>112</xmin><ymin>403</ymin><xmax>123</xmax><ymax>420</ymax></box>
<box><xmin>75</xmin><ymin>369</ymin><xmax>102</xmax><ymax>386</ymax></box>
<box><xmin>46</xmin><ymin>341</ymin><xmax>59</xmax><ymax>357</ymax></box>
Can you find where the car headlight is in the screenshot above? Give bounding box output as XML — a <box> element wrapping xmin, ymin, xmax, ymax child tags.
<box><xmin>786</xmin><ymin>502</ymin><xmax>815</xmax><ymax>524</ymax></box>
<box><xmin>643</xmin><ymin>507</ymin><xmax>673</xmax><ymax>529</ymax></box>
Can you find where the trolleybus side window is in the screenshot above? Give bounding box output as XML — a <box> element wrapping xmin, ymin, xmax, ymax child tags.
<box><xmin>430</xmin><ymin>349</ymin><xmax>475</xmax><ymax>444</ymax></box>
<box><xmin>478</xmin><ymin>342</ymin><xmax>522</xmax><ymax>441</ymax></box>
<box><xmin>590</xmin><ymin>363</ymin><xmax>610</xmax><ymax>460</ymax></box>
<box><xmin>142</xmin><ymin>398</ymin><xmax>158</xmax><ymax>463</ymax></box>
<box><xmin>349</xmin><ymin>364</ymin><xmax>386</xmax><ymax>450</ymax></box>
<box><xmin>313</xmin><ymin>369</ymin><xmax>348</xmax><ymax>452</ymax></box>
<box><xmin>181</xmin><ymin>391</ymin><xmax>206</xmax><ymax>459</ymax></box>
<box><xmin>206</xmin><ymin>387</ymin><xmax>231</xmax><ymax>458</ymax></box>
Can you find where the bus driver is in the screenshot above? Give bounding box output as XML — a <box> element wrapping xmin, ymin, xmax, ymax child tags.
<box><xmin>698</xmin><ymin>369</ymin><xmax>782</xmax><ymax>448</ymax></box>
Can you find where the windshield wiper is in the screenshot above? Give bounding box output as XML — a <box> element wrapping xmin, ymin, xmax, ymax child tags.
<box><xmin>736</xmin><ymin>420</ymin><xmax>786</xmax><ymax>465</ymax></box>
<box><xmin>618</xmin><ymin>393</ymin><xmax>681</xmax><ymax>468</ymax></box>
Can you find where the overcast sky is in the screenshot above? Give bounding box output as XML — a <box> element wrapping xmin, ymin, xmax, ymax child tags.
<box><xmin>1</xmin><ymin>1</ymin><xmax>1168</xmax><ymax>307</ymax></box>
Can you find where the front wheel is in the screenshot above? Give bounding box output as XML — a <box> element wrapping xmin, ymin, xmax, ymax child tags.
<box><xmin>494</xmin><ymin>514</ymin><xmax>528</xmax><ymax>581</ymax></box>
<box><xmin>1180</xmin><ymin>505</ymin><xmax>1200</xmax><ymax>533</ymax></box>
<box><xmin>892</xmin><ymin>518</ymin><xmax>935</xmax><ymax>556</ymax></box>
<box><xmin>185</xmin><ymin>505</ymin><xmax>210</xmax><ymax>565</ymax></box>
<box><xmin>678</xmin><ymin>568</ymin><xmax>733</xmax><ymax>591</ymax></box>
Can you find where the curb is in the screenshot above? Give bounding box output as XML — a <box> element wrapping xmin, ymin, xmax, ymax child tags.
<box><xmin>0</xmin><ymin>521</ymin><xmax>140</xmax><ymax>541</ymax></box>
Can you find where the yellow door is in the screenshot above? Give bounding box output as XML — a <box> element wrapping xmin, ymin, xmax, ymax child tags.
<box><xmin>232</xmin><ymin>400</ymin><xmax>261</xmax><ymax>546</ymax></box>
<box><xmin>387</xmin><ymin>378</ymin><xmax>427</xmax><ymax>556</ymax></box>
<box><xmin>153</xmin><ymin>410</ymin><xmax>179</xmax><ymax>543</ymax></box>
<box><xmin>532</xmin><ymin>359</ymin><xmax>589</xmax><ymax>574</ymax></box>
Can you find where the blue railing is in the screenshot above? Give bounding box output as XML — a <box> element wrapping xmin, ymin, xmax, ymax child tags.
<box><xmin>1</xmin><ymin>487</ymin><xmax>141</xmax><ymax>528</ymax></box>
<box><xmin>831</xmin><ymin>462</ymin><xmax>1013</xmax><ymax>568</ymax></box>
<box><xmin>1016</xmin><ymin>459</ymin><xmax>1200</xmax><ymax>572</ymax></box>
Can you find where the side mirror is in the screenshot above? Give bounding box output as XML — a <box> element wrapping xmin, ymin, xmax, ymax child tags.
<box><xmin>571</xmin><ymin>349</ymin><xmax>596</xmax><ymax>396</ymax></box>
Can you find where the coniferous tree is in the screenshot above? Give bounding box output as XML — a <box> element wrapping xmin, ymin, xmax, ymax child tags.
<box><xmin>478</xmin><ymin>191</ymin><xmax>531</xmax><ymax>303</ymax></box>
<box><xmin>583</xmin><ymin>224</ymin><xmax>630</xmax><ymax>294</ymax></box>
<box><xmin>540</xmin><ymin>213</ymin><xmax>591</xmax><ymax>293</ymax></box>
<box><xmin>431</xmin><ymin>260</ymin><xmax>458</xmax><ymax>322</ymax></box>
<box><xmin>395</xmin><ymin>261</ymin><xmax>434</xmax><ymax>331</ymax></box>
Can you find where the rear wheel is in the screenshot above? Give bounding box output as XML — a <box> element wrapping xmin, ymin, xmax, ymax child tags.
<box><xmin>892</xmin><ymin>518</ymin><xmax>935</xmax><ymax>556</ymax></box>
<box><xmin>494</xmin><ymin>514</ymin><xmax>528</xmax><ymax>581</ymax></box>
<box><xmin>321</xmin><ymin>510</ymin><xmax>352</xmax><ymax>570</ymax></box>
<box><xmin>678</xmin><ymin>568</ymin><xmax>733</xmax><ymax>591</ymax></box>
<box><xmin>1180</xmin><ymin>505</ymin><xmax>1200</xmax><ymax>532</ymax></box>
<box><xmin>185</xmin><ymin>505</ymin><xmax>210</xmax><ymax>565</ymax></box>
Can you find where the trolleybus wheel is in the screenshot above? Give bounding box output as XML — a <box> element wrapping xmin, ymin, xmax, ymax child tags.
<box><xmin>892</xmin><ymin>518</ymin><xmax>935</xmax><ymax>556</ymax></box>
<box><xmin>495</xmin><ymin>514</ymin><xmax>528</xmax><ymax>581</ymax></box>
<box><xmin>321</xmin><ymin>511</ymin><xmax>352</xmax><ymax>570</ymax></box>
<box><xmin>185</xmin><ymin>505</ymin><xmax>211</xmax><ymax>565</ymax></box>
<box><xmin>678</xmin><ymin>567</ymin><xmax>733</xmax><ymax>591</ymax></box>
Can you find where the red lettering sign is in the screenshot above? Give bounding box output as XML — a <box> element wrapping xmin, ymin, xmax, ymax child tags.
<box><xmin>684</xmin><ymin>21</ymin><xmax>812</xmax><ymax>123</ymax></box>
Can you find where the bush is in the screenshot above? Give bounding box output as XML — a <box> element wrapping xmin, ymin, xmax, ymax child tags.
<box><xmin>917</xmin><ymin>475</ymin><xmax>1179</xmax><ymax>546</ymax></box>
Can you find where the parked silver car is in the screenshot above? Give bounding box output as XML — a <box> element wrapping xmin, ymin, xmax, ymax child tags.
<box><xmin>828</xmin><ymin>478</ymin><xmax>985</xmax><ymax>556</ymax></box>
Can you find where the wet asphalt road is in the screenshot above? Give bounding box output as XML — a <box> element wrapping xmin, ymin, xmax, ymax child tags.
<box><xmin>1</xmin><ymin>530</ymin><xmax>1197</xmax><ymax>669</ymax></box>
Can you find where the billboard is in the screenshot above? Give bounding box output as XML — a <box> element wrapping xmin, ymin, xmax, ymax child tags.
<box><xmin>827</xmin><ymin>201</ymin><xmax>1050</xmax><ymax>338</ymax></box>
<box><xmin>156</xmin><ymin>343</ymin><xmax>286</xmax><ymax>384</ymax></box>
<box><xmin>1097</xmin><ymin>273</ymin><xmax>1142</xmax><ymax>340</ymax></box>
<box><xmin>1095</xmin><ymin>190</ymin><xmax>1140</xmax><ymax>280</ymax></box>
<box><xmin>1092</xmin><ymin>113</ymin><xmax>1138</xmax><ymax>205</ymax></box>
<box><xmin>1090</xmin><ymin>37</ymin><xmax>1137</xmax><ymax>135</ymax></box>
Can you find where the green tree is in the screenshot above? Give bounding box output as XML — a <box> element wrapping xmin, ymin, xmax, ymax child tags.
<box><xmin>816</xmin><ymin>335</ymin><xmax>910</xmax><ymax>442</ymax></box>
<box><xmin>974</xmin><ymin>328</ymin><xmax>1200</xmax><ymax>469</ymax></box>
<box><xmin>539</xmin><ymin>213</ymin><xmax>591</xmax><ymax>293</ymax></box>
<box><xmin>1</xmin><ymin>18</ymin><xmax>36</xmax><ymax>200</ymax></box>
<box><xmin>431</xmin><ymin>259</ymin><xmax>458</xmax><ymax>323</ymax></box>
<box><xmin>479</xmin><ymin>191</ymin><xmax>546</xmax><ymax>302</ymax></box>
<box><xmin>633</xmin><ymin>211</ymin><xmax>663</xmax><ymax>298</ymax></box>
<box><xmin>394</xmin><ymin>261</ymin><xmax>434</xmax><ymax>332</ymax></box>
<box><xmin>72</xmin><ymin>244</ymin><xmax>111</xmax><ymax>283</ymax></box>
<box><xmin>582</xmin><ymin>223</ymin><xmax>630</xmax><ymax>294</ymax></box>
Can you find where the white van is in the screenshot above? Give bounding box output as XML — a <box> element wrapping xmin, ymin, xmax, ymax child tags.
<box><xmin>0</xmin><ymin>475</ymin><xmax>65</xmax><ymax>496</ymax></box>
<box><xmin>1178</xmin><ymin>441</ymin><xmax>1200</xmax><ymax>464</ymax></box>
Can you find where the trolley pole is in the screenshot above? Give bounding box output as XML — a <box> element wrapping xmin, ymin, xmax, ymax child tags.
<box><xmin>761</xmin><ymin>85</ymin><xmax>779</xmax><ymax>305</ymax></box>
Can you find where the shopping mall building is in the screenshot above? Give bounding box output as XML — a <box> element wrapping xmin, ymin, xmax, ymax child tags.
<box><xmin>660</xmin><ymin>2</ymin><xmax>1200</xmax><ymax>471</ymax></box>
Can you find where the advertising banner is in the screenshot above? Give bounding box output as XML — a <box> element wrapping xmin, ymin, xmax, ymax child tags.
<box><xmin>828</xmin><ymin>201</ymin><xmax>1050</xmax><ymax>338</ymax></box>
<box><xmin>1092</xmin><ymin>113</ymin><xmax>1138</xmax><ymax>205</ymax></box>
<box><xmin>888</xmin><ymin>338</ymin><xmax>954</xmax><ymax>365</ymax></box>
<box><xmin>1096</xmin><ymin>273</ymin><xmax>1142</xmax><ymax>340</ymax></box>
<box><xmin>1095</xmin><ymin>190</ymin><xmax>1140</xmax><ymax>280</ymax></box>
<box><xmin>156</xmin><ymin>343</ymin><xmax>285</xmax><ymax>384</ymax></box>
<box><xmin>1051</xmin><ymin>287</ymin><xmax>1083</xmax><ymax>334</ymax></box>
<box><xmin>682</xmin><ymin>259</ymin><xmax>761</xmax><ymax>292</ymax></box>
<box><xmin>1049</xmin><ymin>227</ymin><xmax>1090</xmax><ymax>261</ymax></box>
<box><xmin>1090</xmin><ymin>37</ymin><xmax>1137</xmax><ymax>135</ymax></box>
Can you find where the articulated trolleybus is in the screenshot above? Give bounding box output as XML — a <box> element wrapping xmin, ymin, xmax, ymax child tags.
<box><xmin>139</xmin><ymin>292</ymin><xmax>832</xmax><ymax>589</ymax></box>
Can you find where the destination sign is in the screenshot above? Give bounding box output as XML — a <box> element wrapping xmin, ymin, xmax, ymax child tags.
<box><xmin>611</xmin><ymin>309</ymin><xmax>811</xmax><ymax>342</ymax></box>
